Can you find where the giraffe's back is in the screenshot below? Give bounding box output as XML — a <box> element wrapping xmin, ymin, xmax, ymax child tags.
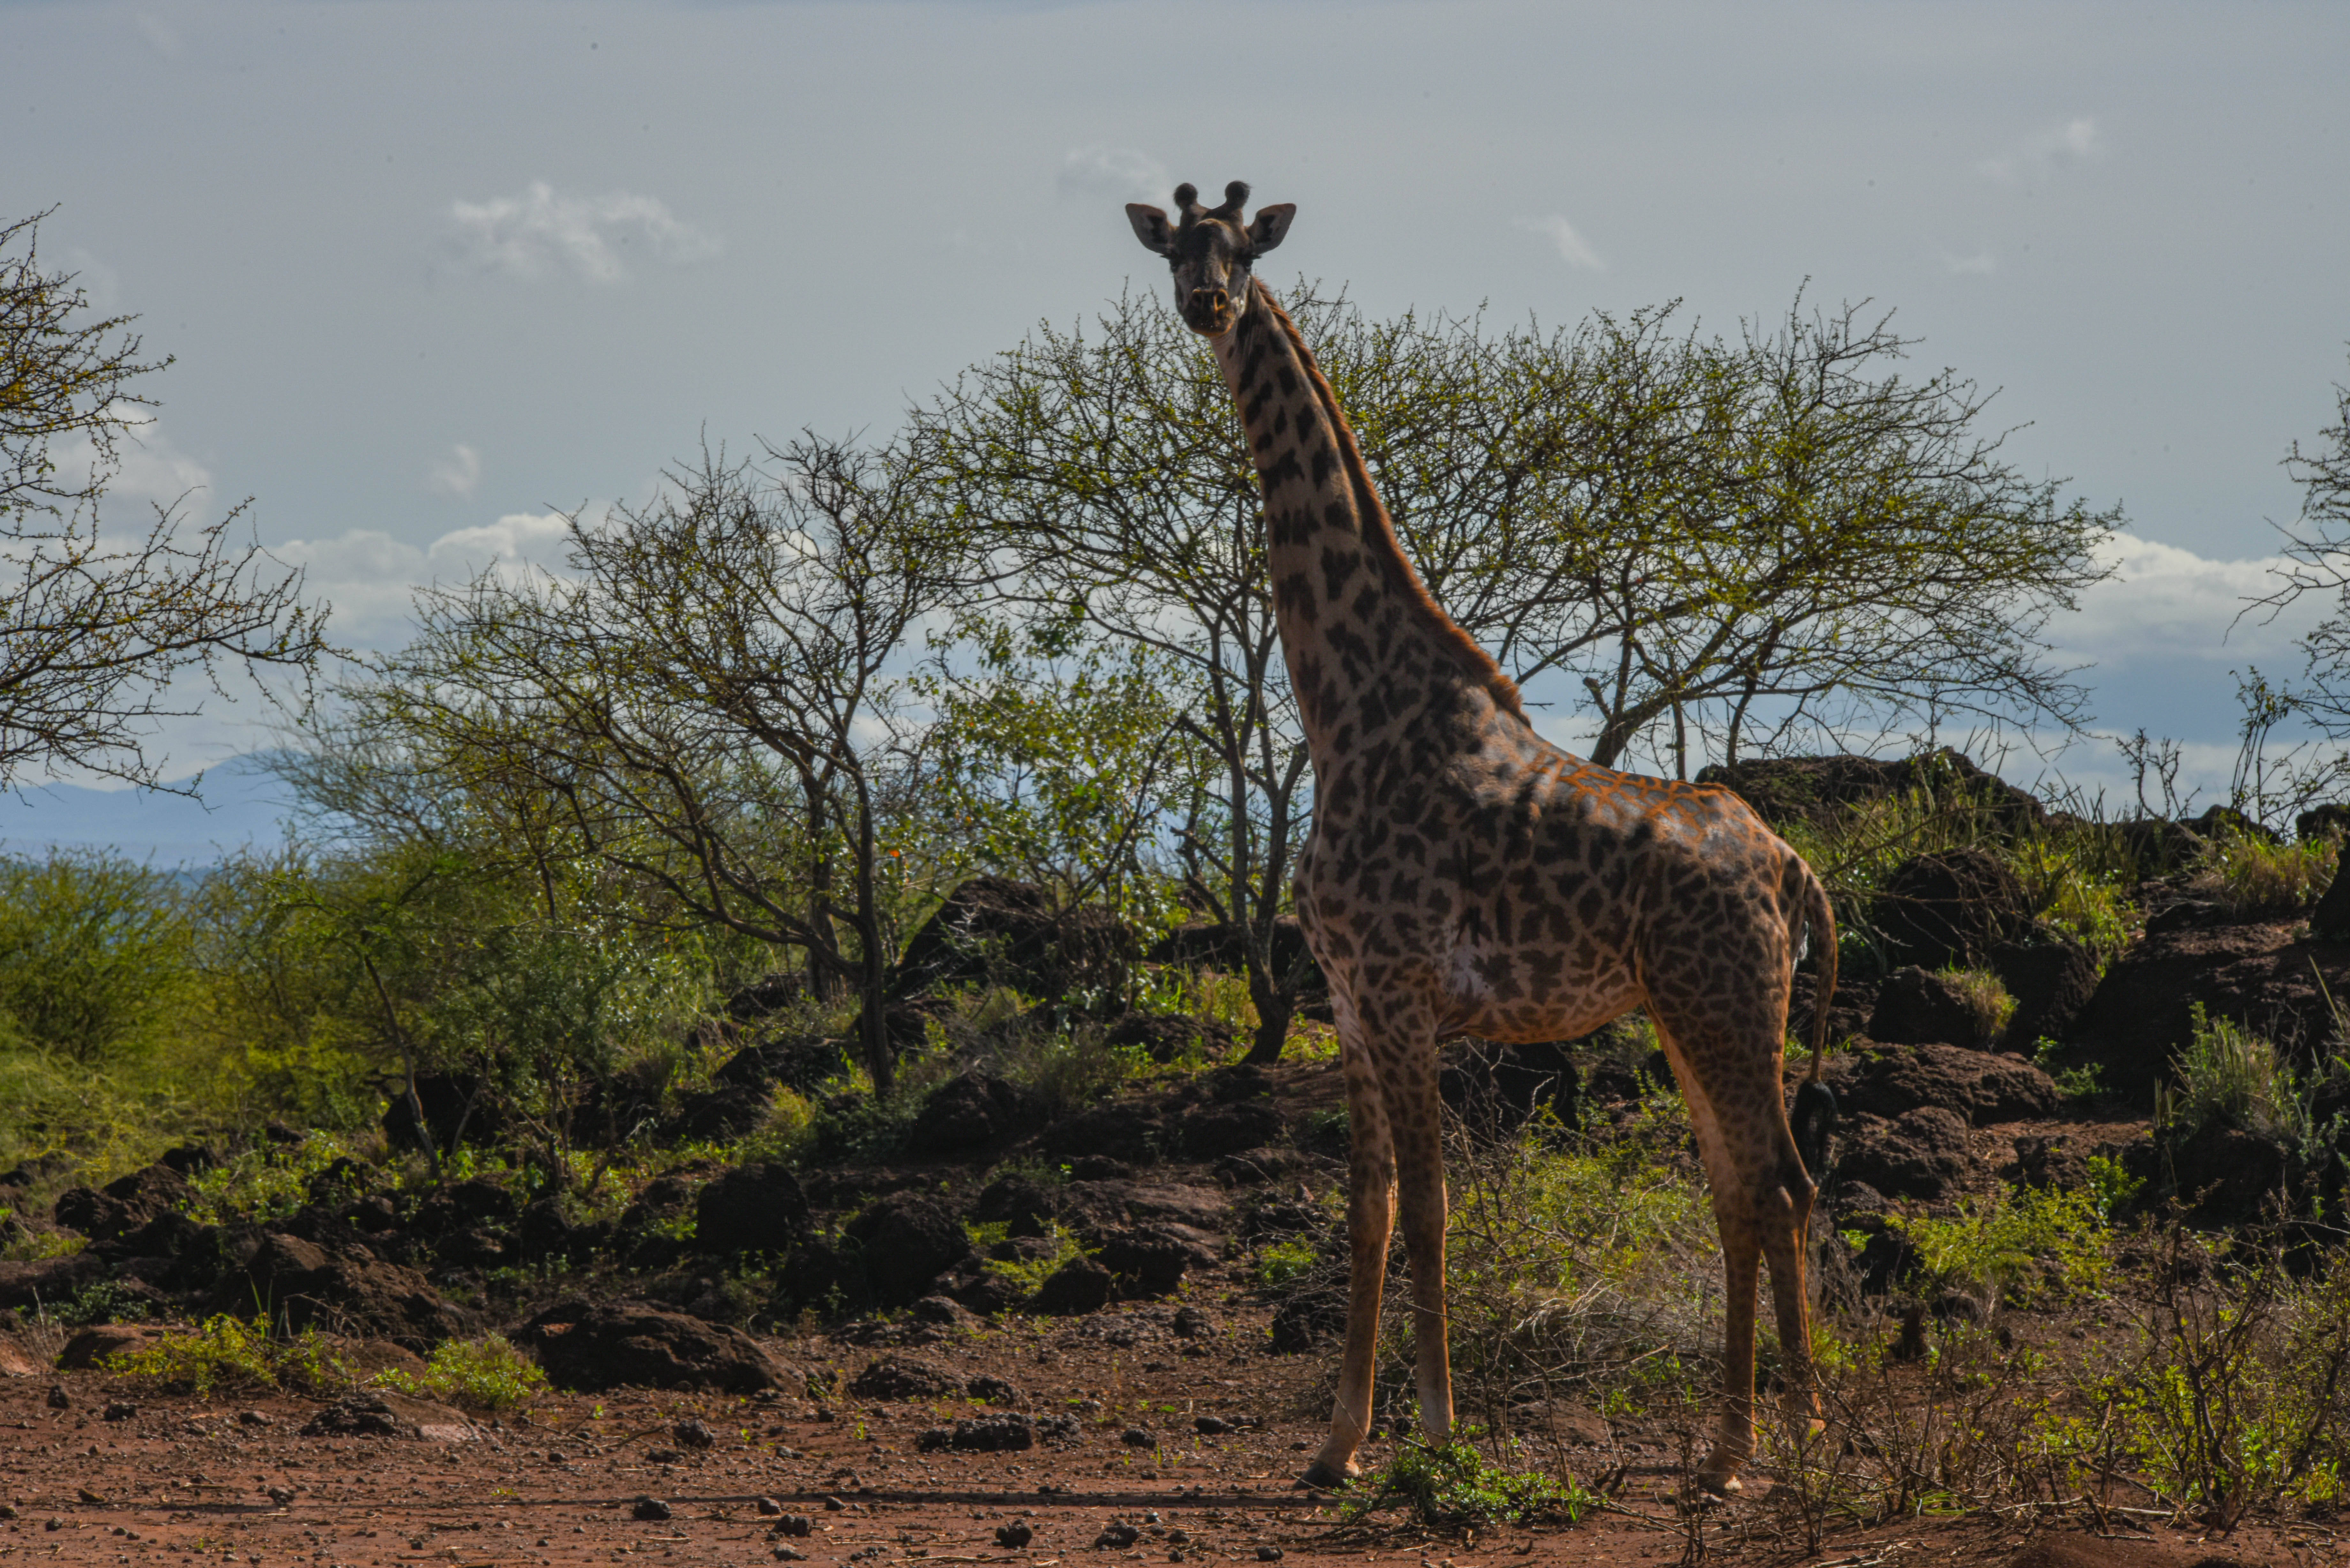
<box><xmin>1298</xmin><ymin>724</ymin><xmax>1809</xmax><ymax>1046</ymax></box>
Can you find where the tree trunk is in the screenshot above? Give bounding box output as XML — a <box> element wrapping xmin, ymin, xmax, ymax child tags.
<box><xmin>1243</xmin><ymin>956</ymin><xmax>1295</xmax><ymax>1065</ymax></box>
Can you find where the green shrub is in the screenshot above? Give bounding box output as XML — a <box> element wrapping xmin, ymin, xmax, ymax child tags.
<box><xmin>2197</xmin><ymin>825</ymin><xmax>2336</xmax><ymax>921</ymax></box>
<box><xmin>105</xmin><ymin>1314</ymin><xmax>351</xmax><ymax>1397</ymax></box>
<box><xmin>1350</xmin><ymin>1436</ymin><xmax>1595</xmax><ymax>1527</ymax></box>
<box><xmin>1254</xmin><ymin>1235</ymin><xmax>1321</xmax><ymax>1288</ymax></box>
<box><xmin>2164</xmin><ymin>1004</ymin><xmax>2309</xmax><ymax>1148</ymax></box>
<box><xmin>370</xmin><ymin>1333</ymin><xmax>547</xmax><ymax>1412</ymax></box>
<box><xmin>1944</xmin><ymin>968</ymin><xmax>2017</xmax><ymax>1044</ymax></box>
<box><xmin>964</xmin><ymin>1219</ymin><xmax>1090</xmax><ymax>1298</ymax></box>
<box><xmin>1885</xmin><ymin>1184</ymin><xmax>2113</xmax><ymax>1305</ymax></box>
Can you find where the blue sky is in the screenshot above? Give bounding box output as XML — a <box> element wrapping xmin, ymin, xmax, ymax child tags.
<box><xmin>4</xmin><ymin>0</ymin><xmax>2348</xmax><ymax>855</ymax></box>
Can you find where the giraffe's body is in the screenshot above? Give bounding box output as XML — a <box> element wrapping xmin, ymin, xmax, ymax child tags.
<box><xmin>1126</xmin><ymin>184</ymin><xmax>1835</xmax><ymax>1493</ymax></box>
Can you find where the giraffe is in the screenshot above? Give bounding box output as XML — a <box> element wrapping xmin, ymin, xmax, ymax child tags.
<box><xmin>1125</xmin><ymin>182</ymin><xmax>1839</xmax><ymax>1494</ymax></box>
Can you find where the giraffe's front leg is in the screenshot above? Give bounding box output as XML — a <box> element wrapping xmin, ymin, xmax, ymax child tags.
<box><xmin>1303</xmin><ymin>1022</ymin><xmax>1394</xmax><ymax>1490</ymax></box>
<box><xmin>1385</xmin><ymin>1043</ymin><xmax>1454</xmax><ymax>1450</ymax></box>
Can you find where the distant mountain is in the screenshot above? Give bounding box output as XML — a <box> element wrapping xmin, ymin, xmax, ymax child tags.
<box><xmin>0</xmin><ymin>756</ymin><xmax>299</xmax><ymax>866</ymax></box>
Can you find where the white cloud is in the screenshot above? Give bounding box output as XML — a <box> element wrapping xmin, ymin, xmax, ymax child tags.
<box><xmin>446</xmin><ymin>182</ymin><xmax>720</xmax><ymax>284</ymax></box>
<box><xmin>1514</xmin><ymin>214</ymin><xmax>1606</xmax><ymax>271</ymax></box>
<box><xmin>277</xmin><ymin>511</ymin><xmax>579</xmax><ymax>650</ymax></box>
<box><xmin>427</xmin><ymin>443</ymin><xmax>482</xmax><ymax>500</ymax></box>
<box><xmin>1977</xmin><ymin>116</ymin><xmax>2103</xmax><ymax>183</ymax></box>
<box><xmin>1943</xmin><ymin>250</ymin><xmax>1997</xmax><ymax>276</ymax></box>
<box><xmin>2059</xmin><ymin>530</ymin><xmax>2311</xmax><ymax>664</ymax></box>
<box><xmin>1057</xmin><ymin>146</ymin><xmax>1172</xmax><ymax>207</ymax></box>
<box><xmin>43</xmin><ymin>405</ymin><xmax>217</xmax><ymax>524</ymax></box>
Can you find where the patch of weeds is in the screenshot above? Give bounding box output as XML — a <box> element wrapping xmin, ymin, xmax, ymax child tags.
<box><xmin>967</xmin><ymin>1219</ymin><xmax>1089</xmax><ymax>1296</ymax></box>
<box><xmin>2196</xmin><ymin>824</ymin><xmax>2337</xmax><ymax>920</ymax></box>
<box><xmin>2162</xmin><ymin>1003</ymin><xmax>2309</xmax><ymax>1147</ymax></box>
<box><xmin>2031</xmin><ymin>1038</ymin><xmax>2108</xmax><ymax>1103</ymax></box>
<box><xmin>1884</xmin><ymin>1183</ymin><xmax>2112</xmax><ymax>1306</ymax></box>
<box><xmin>730</xmin><ymin>1085</ymin><xmax>819</xmax><ymax>1165</ymax></box>
<box><xmin>105</xmin><ymin>1314</ymin><xmax>351</xmax><ymax>1397</ymax></box>
<box><xmin>370</xmin><ymin>1333</ymin><xmax>547</xmax><ymax>1412</ymax></box>
<box><xmin>2083</xmin><ymin>1154</ymin><xmax>2145</xmax><ymax>1221</ymax></box>
<box><xmin>1349</xmin><ymin>1436</ymin><xmax>1595</xmax><ymax>1527</ymax></box>
<box><xmin>0</xmin><ymin>1224</ymin><xmax>85</xmax><ymax>1263</ymax></box>
<box><xmin>52</xmin><ymin>1278</ymin><xmax>155</xmax><ymax>1327</ymax></box>
<box><xmin>1255</xmin><ymin>1236</ymin><xmax>1320</xmax><ymax>1289</ymax></box>
<box><xmin>1943</xmin><ymin>968</ymin><xmax>2016</xmax><ymax>1043</ymax></box>
<box><xmin>184</xmin><ymin>1131</ymin><xmax>362</xmax><ymax>1226</ymax></box>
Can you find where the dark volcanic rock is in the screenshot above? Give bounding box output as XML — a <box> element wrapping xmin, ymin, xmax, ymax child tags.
<box><xmin>906</xmin><ymin>1073</ymin><xmax>1041</xmax><ymax>1156</ymax></box>
<box><xmin>299</xmin><ymin>1391</ymin><xmax>475</xmax><ymax>1440</ymax></box>
<box><xmin>0</xmin><ymin>1253</ymin><xmax>104</xmax><ymax>1312</ymax></box>
<box><xmin>849</xmin><ymin>1354</ymin><xmax>959</xmax><ymax>1400</ymax></box>
<box><xmin>2168</xmin><ymin>1123</ymin><xmax>2294</xmax><ymax>1228</ymax></box>
<box><xmin>2069</xmin><ymin>923</ymin><xmax>2350</xmax><ymax>1104</ymax></box>
<box><xmin>1869</xmin><ymin>967</ymin><xmax>2001</xmax><ymax>1051</ymax></box>
<box><xmin>518</xmin><ymin>1298</ymin><xmax>784</xmax><ymax>1392</ymax></box>
<box><xmin>1827</xmin><ymin>1042</ymin><xmax>2059</xmax><ymax>1126</ymax></box>
<box><xmin>1697</xmin><ymin>749</ymin><xmax>2044</xmax><ymax>833</ymax></box>
<box><xmin>694</xmin><ymin>1164</ymin><xmax>811</xmax><ymax>1256</ymax></box>
<box><xmin>1040</xmin><ymin>1102</ymin><xmax>1165</xmax><ymax>1163</ymax></box>
<box><xmin>413</xmin><ymin>1178</ymin><xmax>518</xmax><ymax>1235</ymax></box>
<box><xmin>1269</xmin><ymin>1288</ymin><xmax>1346</xmax><ymax>1354</ymax></box>
<box><xmin>893</xmin><ymin>875</ymin><xmax>1135</xmax><ymax>1001</ymax></box>
<box><xmin>52</xmin><ymin>1163</ymin><xmax>193</xmax><ymax>1243</ymax></box>
<box><xmin>664</xmin><ymin>1082</ymin><xmax>773</xmax><ymax>1143</ymax></box>
<box><xmin>382</xmin><ymin>1074</ymin><xmax>500</xmax><ymax>1154</ymax></box>
<box><xmin>844</xmin><ymin>1193</ymin><xmax>976</xmax><ymax>1307</ymax></box>
<box><xmin>1840</xmin><ymin>1107</ymin><xmax>1975</xmax><ymax>1200</ymax></box>
<box><xmin>1030</xmin><ymin>1255</ymin><xmax>1114</xmax><ymax>1316</ymax></box>
<box><xmin>1439</xmin><ymin>1037</ymin><xmax>1583</xmax><ymax>1132</ymax></box>
<box><xmin>1094</xmin><ymin>1225</ymin><xmax>1217</xmax><ymax>1300</ymax></box>
<box><xmin>1174</xmin><ymin>1100</ymin><xmax>1286</xmax><ymax>1158</ymax></box>
<box><xmin>1873</xmin><ymin>847</ymin><xmax>2030</xmax><ymax>970</ymax></box>
<box><xmin>1104</xmin><ymin>1012</ymin><xmax>1241</xmax><ymax>1065</ymax></box>
<box><xmin>917</xmin><ymin>1414</ymin><xmax>1034</xmax><ymax>1452</ymax></box>
<box><xmin>1989</xmin><ymin>937</ymin><xmax>2100</xmax><ymax>1051</ymax></box>
<box><xmin>1145</xmin><ymin>914</ymin><xmax>1322</xmax><ymax>989</ymax></box>
<box><xmin>224</xmin><ymin>1233</ymin><xmax>468</xmax><ymax>1351</ymax></box>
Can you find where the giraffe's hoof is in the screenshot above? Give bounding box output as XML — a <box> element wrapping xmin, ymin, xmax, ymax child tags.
<box><xmin>1692</xmin><ymin>1464</ymin><xmax>1744</xmax><ymax>1497</ymax></box>
<box><xmin>1295</xmin><ymin>1460</ymin><xmax>1356</xmax><ymax>1492</ymax></box>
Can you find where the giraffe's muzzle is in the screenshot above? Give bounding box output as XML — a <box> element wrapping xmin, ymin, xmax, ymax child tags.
<box><xmin>1183</xmin><ymin>287</ymin><xmax>1236</xmax><ymax>335</ymax></box>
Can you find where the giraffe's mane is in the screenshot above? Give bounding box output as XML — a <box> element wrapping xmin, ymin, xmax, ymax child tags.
<box><xmin>1249</xmin><ymin>280</ymin><xmax>1528</xmax><ymax>724</ymax></box>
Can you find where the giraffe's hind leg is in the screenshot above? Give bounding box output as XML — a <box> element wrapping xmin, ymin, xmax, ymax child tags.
<box><xmin>1648</xmin><ymin>1004</ymin><xmax>1817</xmax><ymax>1495</ymax></box>
<box><xmin>1304</xmin><ymin>1001</ymin><xmax>1395</xmax><ymax>1490</ymax></box>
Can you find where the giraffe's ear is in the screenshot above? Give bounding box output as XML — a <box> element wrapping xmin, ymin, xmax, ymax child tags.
<box><xmin>1247</xmin><ymin>203</ymin><xmax>1296</xmax><ymax>253</ymax></box>
<box><xmin>1126</xmin><ymin>204</ymin><xmax>1173</xmax><ymax>256</ymax></box>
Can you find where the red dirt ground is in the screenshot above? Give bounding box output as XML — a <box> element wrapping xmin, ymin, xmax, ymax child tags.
<box><xmin>3</xmin><ymin>1312</ymin><xmax>2333</xmax><ymax>1568</ymax></box>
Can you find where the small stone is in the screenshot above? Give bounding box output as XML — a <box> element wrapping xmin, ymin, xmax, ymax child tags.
<box><xmin>995</xmin><ymin>1522</ymin><xmax>1034</xmax><ymax>1548</ymax></box>
<box><xmin>822</xmin><ymin>1496</ymin><xmax>846</xmax><ymax>1511</ymax></box>
<box><xmin>754</xmin><ymin>1496</ymin><xmax>782</xmax><ymax>1516</ymax></box>
<box><xmin>774</xmin><ymin>1514</ymin><xmax>813</xmax><ymax>1538</ymax></box>
<box><xmin>672</xmin><ymin>1418</ymin><xmax>716</xmax><ymax>1450</ymax></box>
<box><xmin>631</xmin><ymin>1496</ymin><xmax>672</xmax><ymax>1522</ymax></box>
<box><xmin>774</xmin><ymin>1549</ymin><xmax>807</xmax><ymax>1562</ymax></box>
<box><xmin>1094</xmin><ymin>1523</ymin><xmax>1141</xmax><ymax>1549</ymax></box>
<box><xmin>646</xmin><ymin>1447</ymin><xmax>683</xmax><ymax>1464</ymax></box>
<box><xmin>44</xmin><ymin>1385</ymin><xmax>68</xmax><ymax>1410</ymax></box>
<box><xmin>1121</xmin><ymin>1427</ymin><xmax>1156</xmax><ymax>1449</ymax></box>
<box><xmin>102</xmin><ymin>1402</ymin><xmax>137</xmax><ymax>1422</ymax></box>
<box><xmin>1194</xmin><ymin>1415</ymin><xmax>1232</xmax><ymax>1435</ymax></box>
<box><xmin>0</xmin><ymin>1505</ymin><xmax>15</xmax><ymax>1521</ymax></box>
<box><xmin>78</xmin><ymin>1488</ymin><xmax>108</xmax><ymax>1506</ymax></box>
<box><xmin>1256</xmin><ymin>1550</ymin><xmax>1284</xmax><ymax>1562</ymax></box>
<box><xmin>265</xmin><ymin>1487</ymin><xmax>293</xmax><ymax>1508</ymax></box>
<box><xmin>237</xmin><ymin>1410</ymin><xmax>271</xmax><ymax>1427</ymax></box>
<box><xmin>547</xmin><ymin>1450</ymin><xmax>566</xmax><ymax>1463</ymax></box>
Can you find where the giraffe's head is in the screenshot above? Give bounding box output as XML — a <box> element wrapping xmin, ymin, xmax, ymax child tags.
<box><xmin>1126</xmin><ymin>180</ymin><xmax>1296</xmax><ymax>338</ymax></box>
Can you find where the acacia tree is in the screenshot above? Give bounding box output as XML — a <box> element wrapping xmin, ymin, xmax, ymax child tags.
<box><xmin>367</xmin><ymin>435</ymin><xmax>958</xmax><ymax>1097</ymax></box>
<box><xmin>0</xmin><ymin>209</ymin><xmax>327</xmax><ymax>786</ymax></box>
<box><xmin>911</xmin><ymin>283</ymin><xmax>2114</xmax><ymax>1057</ymax></box>
<box><xmin>2252</xmin><ymin>353</ymin><xmax>2350</xmax><ymax>726</ymax></box>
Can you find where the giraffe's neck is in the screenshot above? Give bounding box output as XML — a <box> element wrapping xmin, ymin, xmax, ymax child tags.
<box><xmin>1215</xmin><ymin>279</ymin><xmax>1525</xmax><ymax>760</ymax></box>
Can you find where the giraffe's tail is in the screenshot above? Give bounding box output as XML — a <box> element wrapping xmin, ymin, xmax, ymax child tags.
<box><xmin>1790</xmin><ymin>862</ymin><xmax>1839</xmax><ymax>1187</ymax></box>
<box><xmin>1801</xmin><ymin>863</ymin><xmax>1837</xmax><ymax>1084</ymax></box>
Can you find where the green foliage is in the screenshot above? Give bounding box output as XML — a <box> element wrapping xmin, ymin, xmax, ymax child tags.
<box><xmin>2196</xmin><ymin>823</ymin><xmax>2337</xmax><ymax>920</ymax></box>
<box><xmin>1884</xmin><ymin>1183</ymin><xmax>2113</xmax><ymax>1305</ymax></box>
<box><xmin>2098</xmin><ymin>1233</ymin><xmax>2350</xmax><ymax>1525</ymax></box>
<box><xmin>2083</xmin><ymin>1154</ymin><xmax>2146</xmax><ymax>1221</ymax></box>
<box><xmin>964</xmin><ymin>1219</ymin><xmax>1090</xmax><ymax>1298</ymax></box>
<box><xmin>185</xmin><ymin>1131</ymin><xmax>363</xmax><ymax>1226</ymax></box>
<box><xmin>1350</xmin><ymin>1436</ymin><xmax>1595</xmax><ymax>1527</ymax></box>
<box><xmin>370</xmin><ymin>1333</ymin><xmax>547</xmax><ymax>1412</ymax></box>
<box><xmin>106</xmin><ymin>1314</ymin><xmax>351</xmax><ymax>1397</ymax></box>
<box><xmin>2164</xmin><ymin>1003</ymin><xmax>2310</xmax><ymax>1148</ymax></box>
<box><xmin>1943</xmin><ymin>967</ymin><xmax>2016</xmax><ymax>1044</ymax></box>
<box><xmin>1254</xmin><ymin>1235</ymin><xmax>1320</xmax><ymax>1289</ymax></box>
